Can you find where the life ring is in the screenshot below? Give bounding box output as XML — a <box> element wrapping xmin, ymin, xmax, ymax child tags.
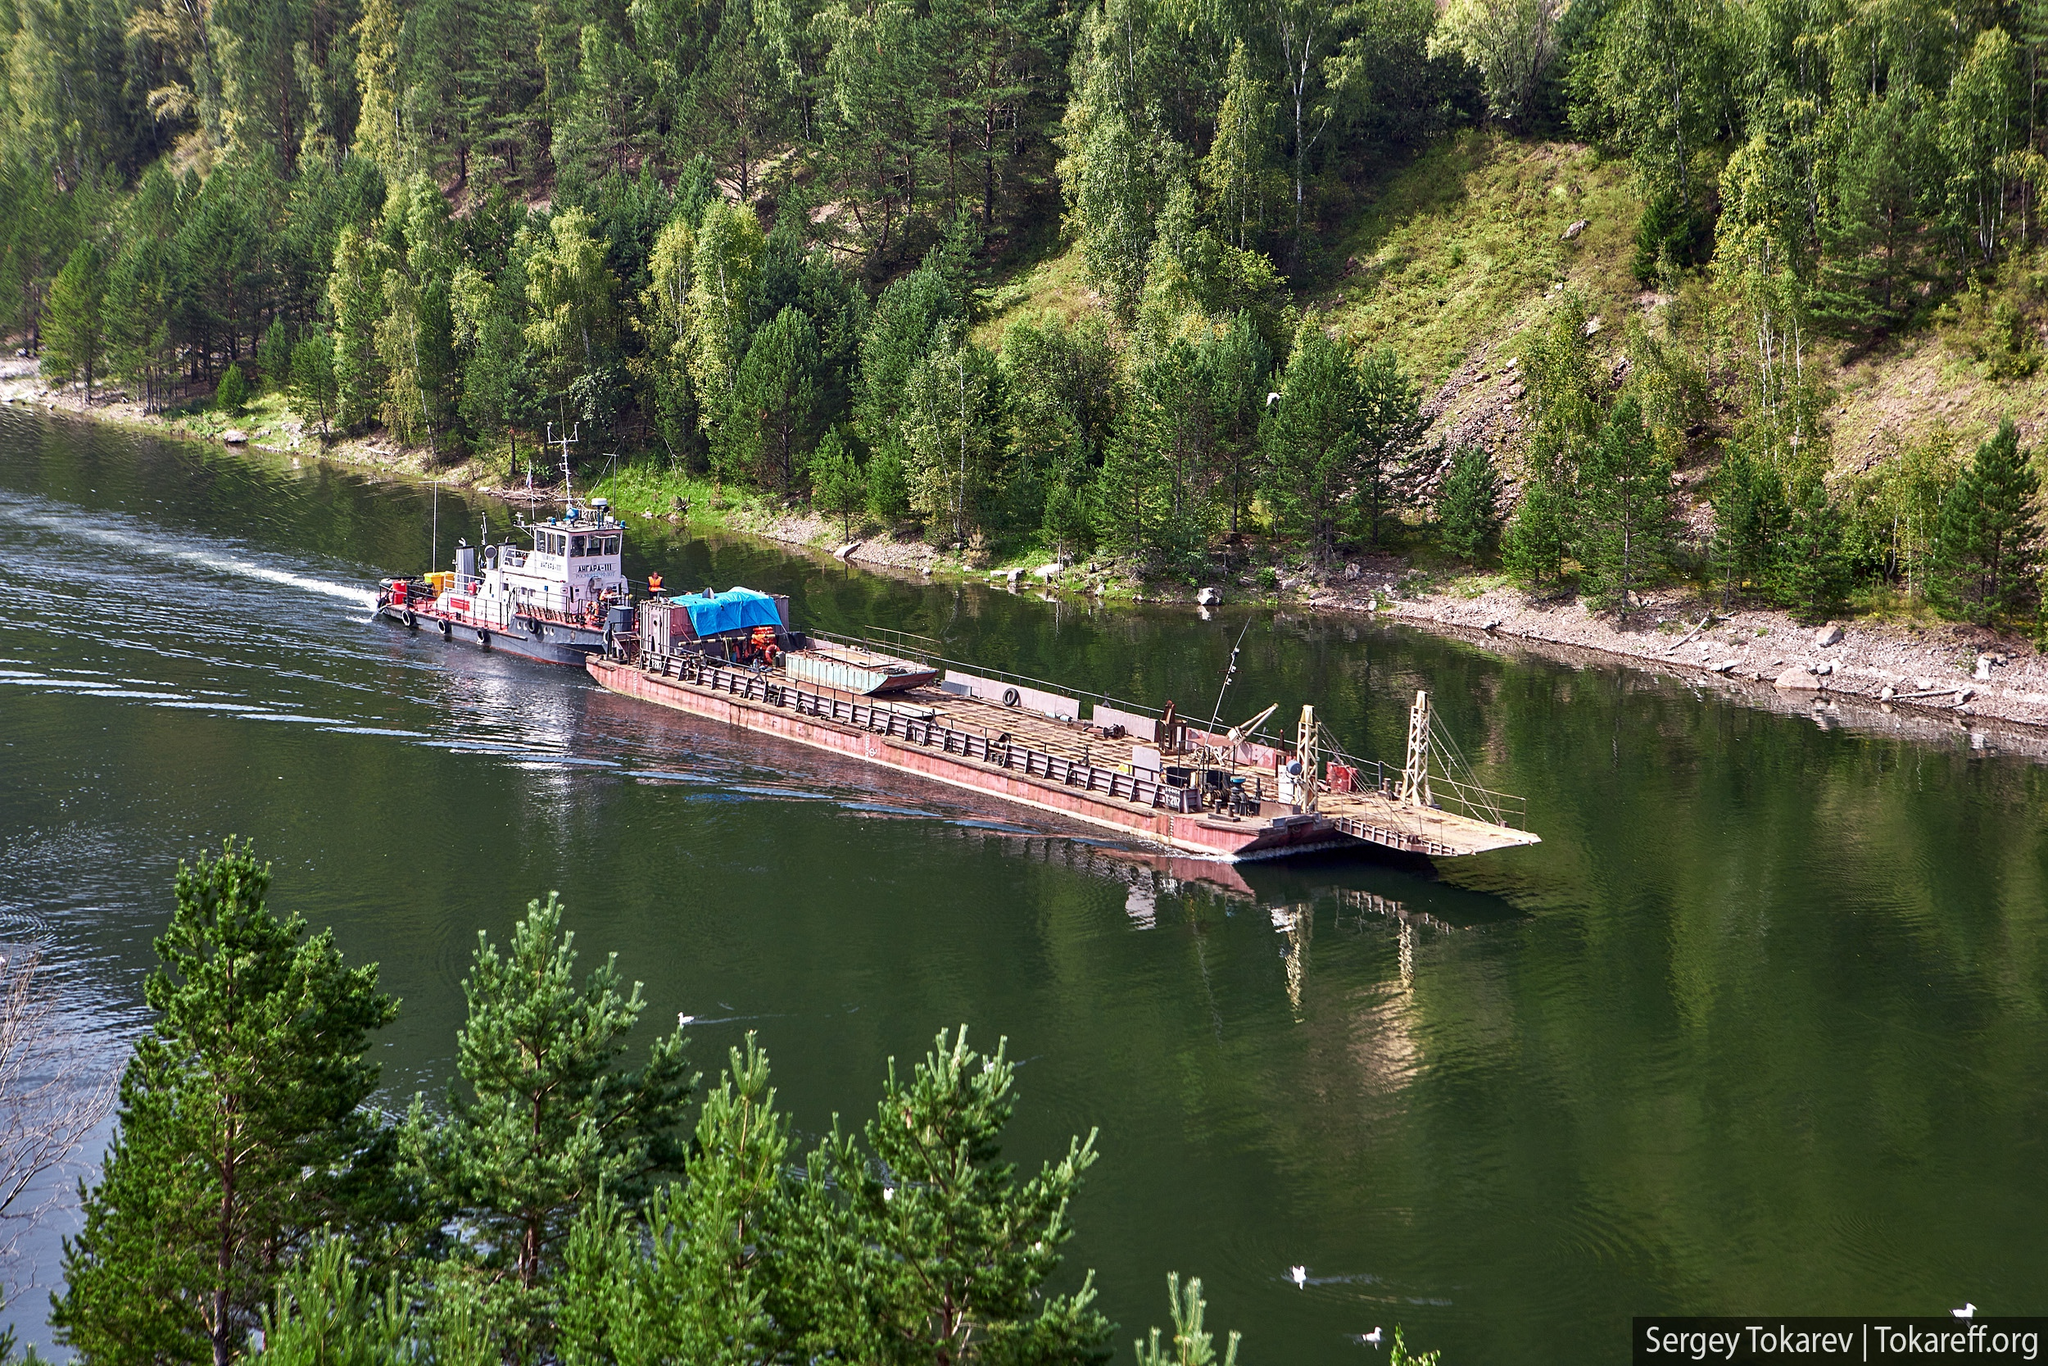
<box><xmin>1002</xmin><ymin>687</ymin><xmax>1021</xmax><ymax>707</ymax></box>
<box><xmin>478</xmin><ymin>630</ymin><xmax>491</xmax><ymax>649</ymax></box>
<box><xmin>402</xmin><ymin>609</ymin><xmax>417</xmax><ymax>629</ymax></box>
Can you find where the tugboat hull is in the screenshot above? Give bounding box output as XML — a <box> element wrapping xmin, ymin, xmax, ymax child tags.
<box><xmin>376</xmin><ymin>605</ymin><xmax>608</xmax><ymax>666</ymax></box>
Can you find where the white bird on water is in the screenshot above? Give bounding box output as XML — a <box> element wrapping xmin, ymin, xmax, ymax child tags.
<box><xmin>1290</xmin><ymin>1265</ymin><xmax>1307</xmax><ymax>1288</ymax></box>
<box><xmin>1954</xmin><ymin>1305</ymin><xmax>1976</xmax><ymax>1320</ymax></box>
<box><xmin>1362</xmin><ymin>1327</ymin><xmax>1383</xmax><ymax>1347</ymax></box>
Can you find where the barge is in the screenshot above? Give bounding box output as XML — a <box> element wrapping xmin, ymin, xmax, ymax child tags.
<box><xmin>586</xmin><ymin>594</ymin><xmax>1541</xmax><ymax>864</ymax></box>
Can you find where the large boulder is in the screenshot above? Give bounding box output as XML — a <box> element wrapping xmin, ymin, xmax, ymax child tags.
<box><xmin>1774</xmin><ymin>666</ymin><xmax>1823</xmax><ymax>691</ymax></box>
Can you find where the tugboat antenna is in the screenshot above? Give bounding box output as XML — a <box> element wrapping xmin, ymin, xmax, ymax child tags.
<box><xmin>547</xmin><ymin>422</ymin><xmax>580</xmax><ymax>507</ymax></box>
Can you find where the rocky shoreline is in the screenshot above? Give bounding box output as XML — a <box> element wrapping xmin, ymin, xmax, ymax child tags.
<box><xmin>8</xmin><ymin>360</ymin><xmax>2047</xmax><ymax>738</ymax></box>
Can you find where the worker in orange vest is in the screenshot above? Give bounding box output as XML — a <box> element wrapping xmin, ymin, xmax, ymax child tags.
<box><xmin>648</xmin><ymin>572</ymin><xmax>664</xmax><ymax>594</ymax></box>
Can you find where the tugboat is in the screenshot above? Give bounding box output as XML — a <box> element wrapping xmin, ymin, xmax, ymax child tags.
<box><xmin>375</xmin><ymin>497</ymin><xmax>637</xmax><ymax>666</ymax></box>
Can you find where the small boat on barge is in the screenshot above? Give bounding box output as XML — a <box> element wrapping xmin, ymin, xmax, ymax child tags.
<box><xmin>586</xmin><ymin>594</ymin><xmax>1541</xmax><ymax>864</ymax></box>
<box><xmin>374</xmin><ymin>498</ymin><xmax>639</xmax><ymax>666</ymax></box>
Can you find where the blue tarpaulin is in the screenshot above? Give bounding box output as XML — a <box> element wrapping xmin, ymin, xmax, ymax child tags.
<box><xmin>679</xmin><ymin>587</ymin><xmax>781</xmax><ymax>636</ymax></box>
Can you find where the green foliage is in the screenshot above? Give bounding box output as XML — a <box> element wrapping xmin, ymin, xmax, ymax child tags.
<box><xmin>1437</xmin><ymin>443</ymin><xmax>1503</xmax><ymax>560</ymax></box>
<box><xmin>400</xmin><ymin>893</ymin><xmax>694</xmax><ymax>1354</ymax></box>
<box><xmin>1389</xmin><ymin>1325</ymin><xmax>1443</xmax><ymax>1366</ymax></box>
<box><xmin>1576</xmin><ymin>394</ymin><xmax>1675</xmax><ymax>612</ymax></box>
<box><xmin>1928</xmin><ymin>418</ymin><xmax>2042</xmax><ymax>624</ymax></box>
<box><xmin>901</xmin><ymin>327</ymin><xmax>1007</xmax><ymax>544</ymax></box>
<box><xmin>1630</xmin><ymin>186</ymin><xmax>1713</xmax><ymax>286</ymax></box>
<box><xmin>810</xmin><ymin>425</ymin><xmax>866</xmax><ymax>536</ymax></box>
<box><xmin>213</xmin><ymin>362</ymin><xmax>249</xmax><ymax>415</ymax></box>
<box><xmin>1134</xmin><ymin>1273</ymin><xmax>1239</xmax><ymax>1366</ymax></box>
<box><xmin>729</xmin><ymin>304</ymin><xmax>821</xmax><ymax>492</ymax></box>
<box><xmin>818</xmin><ymin>1026</ymin><xmax>1111</xmax><ymax>1364</ymax></box>
<box><xmin>1260</xmin><ymin>329</ymin><xmax>1364</xmax><ymax>563</ymax></box>
<box><xmin>867</xmin><ymin>442</ymin><xmax>911</xmax><ymax>523</ymax></box>
<box><xmin>255</xmin><ymin>318</ymin><xmax>292</xmax><ymax>391</ymax></box>
<box><xmin>289</xmin><ymin>335</ymin><xmax>338</xmax><ymax>438</ymax></box>
<box><xmin>1353</xmin><ymin>346</ymin><xmax>1424</xmax><ymax>547</ymax></box>
<box><xmin>40</xmin><ymin>240</ymin><xmax>108</xmax><ymax>398</ymax></box>
<box><xmin>1709</xmin><ymin>438</ymin><xmax>1788</xmax><ymax>597</ymax></box>
<box><xmin>1768</xmin><ymin>470</ymin><xmax>1855</xmax><ymax>620</ymax></box>
<box><xmin>1502</xmin><ymin>472</ymin><xmax>1569</xmax><ymax>588</ymax></box>
<box><xmin>251</xmin><ymin>1236</ymin><xmax>409</xmax><ymax>1366</ymax></box>
<box><xmin>1429</xmin><ymin>0</ymin><xmax>1566</xmax><ymax>125</ymax></box>
<box><xmin>54</xmin><ymin>840</ymin><xmax>398</xmax><ymax>1366</ymax></box>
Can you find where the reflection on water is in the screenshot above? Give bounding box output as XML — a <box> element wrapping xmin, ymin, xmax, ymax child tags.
<box><xmin>4</xmin><ymin>408</ymin><xmax>2048</xmax><ymax>1362</ymax></box>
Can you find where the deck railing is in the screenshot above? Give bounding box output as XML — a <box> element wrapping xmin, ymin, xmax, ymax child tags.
<box><xmin>641</xmin><ymin>650</ymin><xmax>1206</xmax><ymax>815</ymax></box>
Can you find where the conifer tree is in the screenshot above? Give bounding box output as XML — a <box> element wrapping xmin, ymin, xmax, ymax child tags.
<box><xmin>1502</xmin><ymin>477</ymin><xmax>1568</xmax><ymax>588</ymax></box>
<box><xmin>328</xmin><ymin>227</ymin><xmax>391</xmax><ymax>433</ymax></box>
<box><xmin>1354</xmin><ymin>346</ymin><xmax>1423</xmax><ymax>547</ymax></box>
<box><xmin>810</xmin><ymin>426</ymin><xmax>865</xmax><ymax>535</ymax></box>
<box><xmin>255</xmin><ymin>318</ymin><xmax>292</xmax><ymax>391</ymax></box>
<box><xmin>40</xmin><ymin>240</ymin><xmax>108</xmax><ymax>402</ymax></box>
<box><xmin>820</xmin><ymin>1027</ymin><xmax>1111</xmax><ymax>1364</ymax></box>
<box><xmin>1576</xmin><ymin>394</ymin><xmax>1674</xmax><ymax>612</ymax></box>
<box><xmin>1929</xmin><ymin>418</ymin><xmax>2042</xmax><ymax>623</ymax></box>
<box><xmin>867</xmin><ymin>443</ymin><xmax>911</xmax><ymax>522</ymax></box>
<box><xmin>729</xmin><ymin>304</ymin><xmax>821</xmax><ymax>493</ymax></box>
<box><xmin>1708</xmin><ymin>439</ymin><xmax>1789</xmax><ymax>599</ymax></box>
<box><xmin>214</xmin><ymin>363</ymin><xmax>249</xmax><ymax>415</ymax></box>
<box><xmin>401</xmin><ymin>894</ymin><xmax>694</xmax><ymax>1353</ymax></box>
<box><xmin>1437</xmin><ymin>443</ymin><xmax>1503</xmax><ymax>560</ymax></box>
<box><xmin>854</xmin><ymin>265</ymin><xmax>961</xmax><ymax>456</ymax></box>
<box><xmin>53</xmin><ymin>840</ymin><xmax>398</xmax><ymax>1366</ymax></box>
<box><xmin>1260</xmin><ymin>329</ymin><xmax>1362</xmax><ymax>564</ymax></box>
<box><xmin>1768</xmin><ymin>470</ymin><xmax>1854</xmax><ymax>619</ymax></box>
<box><xmin>289</xmin><ymin>335</ymin><xmax>338</xmax><ymax>438</ymax></box>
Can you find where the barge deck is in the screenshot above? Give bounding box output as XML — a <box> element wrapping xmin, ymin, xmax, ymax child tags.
<box><xmin>586</xmin><ymin>643</ymin><xmax>1540</xmax><ymax>863</ymax></box>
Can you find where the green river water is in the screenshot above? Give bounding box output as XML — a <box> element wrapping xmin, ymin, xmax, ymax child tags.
<box><xmin>3</xmin><ymin>406</ymin><xmax>2046</xmax><ymax>1361</ymax></box>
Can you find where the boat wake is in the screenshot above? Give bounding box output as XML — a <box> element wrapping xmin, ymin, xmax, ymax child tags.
<box><xmin>41</xmin><ymin>516</ymin><xmax>379</xmax><ymax>608</ymax></box>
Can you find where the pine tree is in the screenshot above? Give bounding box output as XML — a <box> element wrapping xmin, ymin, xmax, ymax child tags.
<box><xmin>729</xmin><ymin>304</ymin><xmax>821</xmax><ymax>493</ymax></box>
<box><xmin>867</xmin><ymin>442</ymin><xmax>911</xmax><ymax>522</ymax></box>
<box><xmin>1768</xmin><ymin>470</ymin><xmax>1855</xmax><ymax>620</ymax></box>
<box><xmin>255</xmin><ymin>318</ymin><xmax>292</xmax><ymax>391</ymax></box>
<box><xmin>1576</xmin><ymin>395</ymin><xmax>1675</xmax><ymax>613</ymax></box>
<box><xmin>214</xmin><ymin>363</ymin><xmax>250</xmax><ymax>415</ymax></box>
<box><xmin>854</xmin><ymin>265</ymin><xmax>960</xmax><ymax>456</ymax></box>
<box><xmin>1501</xmin><ymin>477</ymin><xmax>1568</xmax><ymax>588</ymax></box>
<box><xmin>1135</xmin><ymin>1273</ymin><xmax>1239</xmax><ymax>1366</ymax></box>
<box><xmin>1259</xmin><ymin>329</ymin><xmax>1362</xmax><ymax>563</ymax></box>
<box><xmin>1708</xmin><ymin>439</ymin><xmax>1789</xmax><ymax>599</ymax></box>
<box><xmin>53</xmin><ymin>840</ymin><xmax>398</xmax><ymax>1366</ymax></box>
<box><xmin>401</xmin><ymin>894</ymin><xmax>694</xmax><ymax>1354</ymax></box>
<box><xmin>1929</xmin><ymin>418</ymin><xmax>2042</xmax><ymax>623</ymax></box>
<box><xmin>810</xmin><ymin>426</ymin><xmax>865</xmax><ymax>536</ymax></box>
<box><xmin>1437</xmin><ymin>444</ymin><xmax>1503</xmax><ymax>560</ymax></box>
<box><xmin>40</xmin><ymin>240</ymin><xmax>108</xmax><ymax>401</ymax></box>
<box><xmin>1202</xmin><ymin>311</ymin><xmax>1271</xmax><ymax>536</ymax></box>
<box><xmin>328</xmin><ymin>226</ymin><xmax>392</xmax><ymax>433</ymax></box>
<box><xmin>289</xmin><ymin>335</ymin><xmax>338</xmax><ymax>438</ymax></box>
<box><xmin>1354</xmin><ymin>346</ymin><xmax>1423</xmax><ymax>547</ymax></box>
<box><xmin>556</xmin><ymin>1037</ymin><xmax>791</xmax><ymax>1363</ymax></box>
<box><xmin>821</xmin><ymin>1027</ymin><xmax>1112</xmax><ymax>1363</ymax></box>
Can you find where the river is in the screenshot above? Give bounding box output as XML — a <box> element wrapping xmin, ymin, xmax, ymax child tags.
<box><xmin>2</xmin><ymin>406</ymin><xmax>2045</xmax><ymax>1361</ymax></box>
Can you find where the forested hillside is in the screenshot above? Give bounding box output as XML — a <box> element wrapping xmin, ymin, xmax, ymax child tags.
<box><xmin>4</xmin><ymin>0</ymin><xmax>2048</xmax><ymax>623</ymax></box>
